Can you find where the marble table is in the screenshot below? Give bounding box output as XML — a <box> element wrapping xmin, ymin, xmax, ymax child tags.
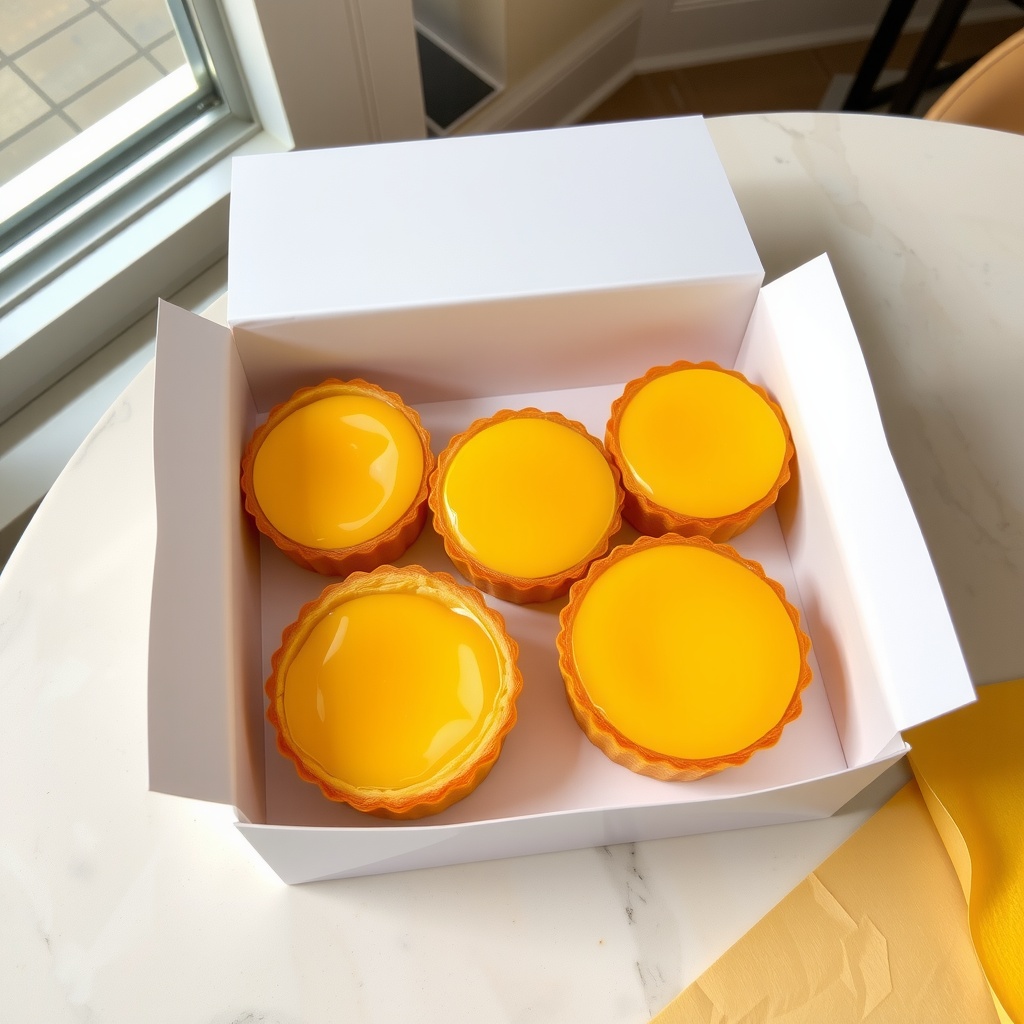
<box><xmin>2</xmin><ymin>112</ymin><xmax>1021</xmax><ymax>1022</ymax></box>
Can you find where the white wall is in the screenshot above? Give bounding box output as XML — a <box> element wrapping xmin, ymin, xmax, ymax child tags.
<box><xmin>437</xmin><ymin>0</ymin><xmax>640</xmax><ymax>135</ymax></box>
<box><xmin>255</xmin><ymin>0</ymin><xmax>425</xmax><ymax>147</ymax></box>
<box><xmin>414</xmin><ymin>0</ymin><xmax>628</xmax><ymax>86</ymax></box>
<box><xmin>506</xmin><ymin>0</ymin><xmax>626</xmax><ymax>81</ymax></box>
<box><xmin>414</xmin><ymin>0</ymin><xmax>507</xmax><ymax>81</ymax></box>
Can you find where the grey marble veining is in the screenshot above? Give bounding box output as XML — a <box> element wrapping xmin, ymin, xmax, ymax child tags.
<box><xmin>710</xmin><ymin>112</ymin><xmax>1024</xmax><ymax>688</ymax></box>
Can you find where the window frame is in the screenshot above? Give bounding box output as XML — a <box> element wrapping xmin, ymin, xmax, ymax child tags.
<box><xmin>0</xmin><ymin>0</ymin><xmax>221</xmax><ymax>254</ymax></box>
<box><xmin>0</xmin><ymin>0</ymin><xmax>425</xmax><ymax>550</ymax></box>
<box><xmin>0</xmin><ymin>0</ymin><xmax>270</xmax><ymax>421</ymax></box>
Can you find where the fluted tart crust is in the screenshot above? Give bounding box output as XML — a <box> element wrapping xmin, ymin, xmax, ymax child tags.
<box><xmin>266</xmin><ymin>565</ymin><xmax>523</xmax><ymax>819</ymax></box>
<box><xmin>429</xmin><ymin>408</ymin><xmax>624</xmax><ymax>604</ymax></box>
<box><xmin>557</xmin><ymin>533</ymin><xmax>812</xmax><ymax>782</ymax></box>
<box><xmin>606</xmin><ymin>361</ymin><xmax>794</xmax><ymax>542</ymax></box>
<box><xmin>241</xmin><ymin>378</ymin><xmax>434</xmax><ymax>576</ymax></box>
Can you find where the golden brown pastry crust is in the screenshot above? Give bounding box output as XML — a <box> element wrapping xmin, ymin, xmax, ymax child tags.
<box><xmin>266</xmin><ymin>565</ymin><xmax>523</xmax><ymax>819</ymax></box>
<box><xmin>556</xmin><ymin>533</ymin><xmax>813</xmax><ymax>782</ymax></box>
<box><xmin>240</xmin><ymin>378</ymin><xmax>434</xmax><ymax>576</ymax></box>
<box><xmin>428</xmin><ymin>408</ymin><xmax>624</xmax><ymax>604</ymax></box>
<box><xmin>606</xmin><ymin>361</ymin><xmax>794</xmax><ymax>542</ymax></box>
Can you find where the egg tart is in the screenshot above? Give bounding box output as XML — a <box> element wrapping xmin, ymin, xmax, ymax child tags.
<box><xmin>556</xmin><ymin>534</ymin><xmax>812</xmax><ymax>781</ymax></box>
<box><xmin>607</xmin><ymin>361</ymin><xmax>794</xmax><ymax>541</ymax></box>
<box><xmin>266</xmin><ymin>565</ymin><xmax>523</xmax><ymax>819</ymax></box>
<box><xmin>429</xmin><ymin>408</ymin><xmax>624</xmax><ymax>604</ymax></box>
<box><xmin>241</xmin><ymin>378</ymin><xmax>433</xmax><ymax>575</ymax></box>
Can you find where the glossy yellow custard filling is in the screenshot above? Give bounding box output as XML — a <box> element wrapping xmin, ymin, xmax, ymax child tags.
<box><xmin>252</xmin><ymin>394</ymin><xmax>424</xmax><ymax>549</ymax></box>
<box><xmin>618</xmin><ymin>368</ymin><xmax>787</xmax><ymax>518</ymax></box>
<box><xmin>441</xmin><ymin>417</ymin><xmax>618</xmax><ymax>579</ymax></box>
<box><xmin>571</xmin><ymin>543</ymin><xmax>800</xmax><ymax>759</ymax></box>
<box><xmin>281</xmin><ymin>592</ymin><xmax>502</xmax><ymax>790</ymax></box>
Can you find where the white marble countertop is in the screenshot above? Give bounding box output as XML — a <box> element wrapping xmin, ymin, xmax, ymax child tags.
<box><xmin>2</xmin><ymin>112</ymin><xmax>1021</xmax><ymax>1022</ymax></box>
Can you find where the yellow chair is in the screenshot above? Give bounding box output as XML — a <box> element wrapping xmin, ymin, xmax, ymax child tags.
<box><xmin>925</xmin><ymin>26</ymin><xmax>1024</xmax><ymax>131</ymax></box>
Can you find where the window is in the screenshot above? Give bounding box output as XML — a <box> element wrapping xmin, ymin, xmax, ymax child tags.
<box><xmin>0</xmin><ymin>0</ymin><xmax>274</xmax><ymax>425</ymax></box>
<box><xmin>0</xmin><ymin>0</ymin><xmax>216</xmax><ymax>253</ymax></box>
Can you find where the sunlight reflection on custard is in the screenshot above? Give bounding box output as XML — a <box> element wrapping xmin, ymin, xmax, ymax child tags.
<box><xmin>619</xmin><ymin>368</ymin><xmax>787</xmax><ymax>517</ymax></box>
<box><xmin>441</xmin><ymin>416</ymin><xmax>618</xmax><ymax>578</ymax></box>
<box><xmin>253</xmin><ymin>395</ymin><xmax>424</xmax><ymax>549</ymax></box>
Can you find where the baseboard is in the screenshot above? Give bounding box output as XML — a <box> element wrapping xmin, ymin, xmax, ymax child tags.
<box><xmin>635</xmin><ymin>1</ymin><xmax>1020</xmax><ymax>73</ymax></box>
<box><xmin>451</xmin><ymin>0</ymin><xmax>641</xmax><ymax>135</ymax></box>
<box><xmin>556</xmin><ymin>60</ymin><xmax>637</xmax><ymax>128</ymax></box>
<box><xmin>634</xmin><ymin>24</ymin><xmax>872</xmax><ymax>74</ymax></box>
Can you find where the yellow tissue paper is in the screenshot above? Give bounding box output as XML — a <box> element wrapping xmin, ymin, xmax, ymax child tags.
<box><xmin>906</xmin><ymin>677</ymin><xmax>1024</xmax><ymax>1024</ymax></box>
<box><xmin>654</xmin><ymin>781</ymin><xmax>999</xmax><ymax>1023</ymax></box>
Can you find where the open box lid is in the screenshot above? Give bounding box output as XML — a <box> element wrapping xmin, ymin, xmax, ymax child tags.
<box><xmin>224</xmin><ymin>117</ymin><xmax>766</xmax><ymax>408</ymax></box>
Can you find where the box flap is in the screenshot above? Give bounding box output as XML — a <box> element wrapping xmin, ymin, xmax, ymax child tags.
<box><xmin>736</xmin><ymin>256</ymin><xmax>975</xmax><ymax>763</ymax></box>
<box><xmin>148</xmin><ymin>300</ymin><xmax>265</xmax><ymax>821</ymax></box>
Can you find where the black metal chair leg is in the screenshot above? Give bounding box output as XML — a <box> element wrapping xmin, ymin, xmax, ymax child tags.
<box><xmin>889</xmin><ymin>0</ymin><xmax>973</xmax><ymax>112</ymax></box>
<box><xmin>843</xmin><ymin>0</ymin><xmax>918</xmax><ymax>109</ymax></box>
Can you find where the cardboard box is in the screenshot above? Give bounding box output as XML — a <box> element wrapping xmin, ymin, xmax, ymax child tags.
<box><xmin>148</xmin><ymin>118</ymin><xmax>974</xmax><ymax>884</ymax></box>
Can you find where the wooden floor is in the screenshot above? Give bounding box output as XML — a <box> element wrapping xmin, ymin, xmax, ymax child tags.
<box><xmin>581</xmin><ymin>16</ymin><xmax>1024</xmax><ymax>123</ymax></box>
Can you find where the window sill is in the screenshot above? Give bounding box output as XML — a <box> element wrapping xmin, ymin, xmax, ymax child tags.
<box><xmin>0</xmin><ymin>124</ymin><xmax>287</xmax><ymax>567</ymax></box>
<box><xmin>0</xmin><ymin>258</ymin><xmax>229</xmax><ymax>569</ymax></box>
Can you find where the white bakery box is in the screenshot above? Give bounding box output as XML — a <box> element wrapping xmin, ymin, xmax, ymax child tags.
<box><xmin>147</xmin><ymin>116</ymin><xmax>974</xmax><ymax>884</ymax></box>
